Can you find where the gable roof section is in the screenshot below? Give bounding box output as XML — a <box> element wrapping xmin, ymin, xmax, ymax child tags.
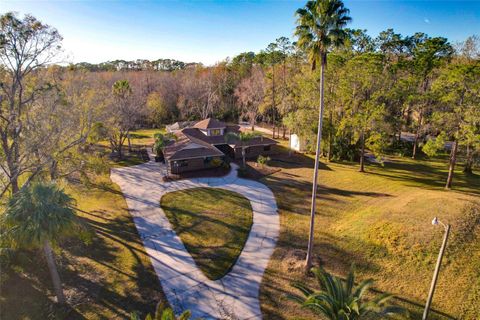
<box><xmin>163</xmin><ymin>119</ymin><xmax>277</xmax><ymax>161</ymax></box>
<box><xmin>164</xmin><ymin>131</ymin><xmax>224</xmax><ymax>161</ymax></box>
<box><xmin>182</xmin><ymin>126</ymin><xmax>277</xmax><ymax>148</ymax></box>
<box><xmin>194</xmin><ymin>118</ymin><xmax>226</xmax><ymax>130</ymax></box>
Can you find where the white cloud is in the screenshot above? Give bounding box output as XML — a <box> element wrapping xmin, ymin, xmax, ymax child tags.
<box><xmin>424</xmin><ymin>18</ymin><xmax>430</xmax><ymax>24</ymax></box>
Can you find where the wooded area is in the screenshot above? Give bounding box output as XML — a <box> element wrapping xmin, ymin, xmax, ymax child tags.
<box><xmin>1</xmin><ymin>12</ymin><xmax>478</xmax><ymax>199</ymax></box>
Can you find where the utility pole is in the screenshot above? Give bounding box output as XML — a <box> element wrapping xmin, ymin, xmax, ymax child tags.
<box><xmin>423</xmin><ymin>217</ymin><xmax>450</xmax><ymax>320</ymax></box>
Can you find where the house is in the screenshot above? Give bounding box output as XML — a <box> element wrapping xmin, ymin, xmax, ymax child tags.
<box><xmin>163</xmin><ymin>118</ymin><xmax>277</xmax><ymax>174</ymax></box>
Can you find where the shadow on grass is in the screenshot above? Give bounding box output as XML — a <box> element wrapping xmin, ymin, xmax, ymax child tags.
<box><xmin>160</xmin><ymin>188</ymin><xmax>253</xmax><ymax>280</ymax></box>
<box><xmin>0</xmin><ymin>268</ymin><xmax>86</xmax><ymax>320</ymax></box>
<box><xmin>63</xmin><ymin>209</ymin><xmax>164</xmax><ymax>319</ymax></box>
<box><xmin>366</xmin><ymin>158</ymin><xmax>480</xmax><ymax>195</ymax></box>
<box><xmin>261</xmin><ymin>238</ymin><xmax>457</xmax><ymax>320</ymax></box>
<box><xmin>263</xmin><ymin>172</ymin><xmax>392</xmax><ymax>220</ymax></box>
<box><xmin>1</xmin><ymin>184</ymin><xmax>165</xmax><ymax>320</ymax></box>
<box><xmin>260</xmin><ymin>148</ymin><xmax>462</xmax><ymax>320</ymax></box>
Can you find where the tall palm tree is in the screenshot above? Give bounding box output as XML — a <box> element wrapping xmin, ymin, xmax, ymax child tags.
<box><xmin>295</xmin><ymin>0</ymin><xmax>351</xmax><ymax>271</ymax></box>
<box><xmin>225</xmin><ymin>131</ymin><xmax>260</xmax><ymax>168</ymax></box>
<box><xmin>0</xmin><ymin>182</ymin><xmax>84</xmax><ymax>304</ymax></box>
<box><xmin>112</xmin><ymin>79</ymin><xmax>133</xmax><ymax>156</ymax></box>
<box><xmin>289</xmin><ymin>267</ymin><xmax>406</xmax><ymax>319</ymax></box>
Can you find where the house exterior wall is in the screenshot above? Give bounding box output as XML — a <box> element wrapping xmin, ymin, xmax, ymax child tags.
<box><xmin>234</xmin><ymin>145</ymin><xmax>276</xmax><ymax>160</ymax></box>
<box><xmin>168</xmin><ymin>156</ymin><xmax>224</xmax><ymax>174</ymax></box>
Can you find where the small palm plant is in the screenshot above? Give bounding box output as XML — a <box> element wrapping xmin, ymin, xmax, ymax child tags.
<box><xmin>225</xmin><ymin>131</ymin><xmax>260</xmax><ymax>168</ymax></box>
<box><xmin>130</xmin><ymin>301</ymin><xmax>191</xmax><ymax>320</ymax></box>
<box><xmin>153</xmin><ymin>133</ymin><xmax>175</xmax><ymax>161</ymax></box>
<box><xmin>0</xmin><ymin>182</ymin><xmax>85</xmax><ymax>304</ymax></box>
<box><xmin>288</xmin><ymin>266</ymin><xmax>406</xmax><ymax>320</ymax></box>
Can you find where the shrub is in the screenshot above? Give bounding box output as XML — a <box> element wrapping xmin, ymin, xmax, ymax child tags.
<box><xmin>221</xmin><ymin>161</ymin><xmax>231</xmax><ymax>170</ymax></box>
<box><xmin>388</xmin><ymin>139</ymin><xmax>414</xmax><ymax>157</ymax></box>
<box><xmin>210</xmin><ymin>157</ymin><xmax>223</xmax><ymax>167</ymax></box>
<box><xmin>257</xmin><ymin>155</ymin><xmax>271</xmax><ymax>167</ymax></box>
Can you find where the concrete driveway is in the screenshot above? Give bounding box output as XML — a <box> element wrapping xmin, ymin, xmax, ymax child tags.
<box><xmin>110</xmin><ymin>159</ymin><xmax>279</xmax><ymax>319</ymax></box>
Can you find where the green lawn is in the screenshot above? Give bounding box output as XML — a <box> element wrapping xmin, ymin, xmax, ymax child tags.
<box><xmin>128</xmin><ymin>128</ymin><xmax>166</xmax><ymax>147</ymax></box>
<box><xmin>0</xmin><ymin>173</ymin><xmax>166</xmax><ymax>319</ymax></box>
<box><xmin>160</xmin><ymin>187</ymin><xmax>253</xmax><ymax>280</ymax></box>
<box><xmin>97</xmin><ymin>128</ymin><xmax>165</xmax><ymax>168</ymax></box>
<box><xmin>259</xmin><ymin>145</ymin><xmax>480</xmax><ymax>319</ymax></box>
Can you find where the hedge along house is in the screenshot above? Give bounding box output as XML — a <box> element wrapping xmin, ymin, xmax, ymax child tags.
<box><xmin>163</xmin><ymin>118</ymin><xmax>277</xmax><ymax>174</ymax></box>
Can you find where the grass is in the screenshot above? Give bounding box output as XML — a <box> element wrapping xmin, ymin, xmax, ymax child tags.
<box><xmin>128</xmin><ymin>128</ymin><xmax>165</xmax><ymax>146</ymax></box>
<box><xmin>0</xmin><ymin>128</ymin><xmax>166</xmax><ymax>320</ymax></box>
<box><xmin>0</xmin><ymin>173</ymin><xmax>166</xmax><ymax>319</ymax></box>
<box><xmin>160</xmin><ymin>187</ymin><xmax>253</xmax><ymax>280</ymax></box>
<box><xmin>97</xmin><ymin>128</ymin><xmax>166</xmax><ymax>168</ymax></box>
<box><xmin>259</xmin><ymin>145</ymin><xmax>480</xmax><ymax>319</ymax></box>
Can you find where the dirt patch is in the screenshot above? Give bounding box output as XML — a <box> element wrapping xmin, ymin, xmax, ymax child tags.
<box><xmin>279</xmin><ymin>249</ymin><xmax>322</xmax><ymax>274</ymax></box>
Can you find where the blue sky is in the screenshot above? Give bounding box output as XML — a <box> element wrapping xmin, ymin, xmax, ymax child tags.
<box><xmin>3</xmin><ymin>1</ymin><xmax>479</xmax><ymax>65</ymax></box>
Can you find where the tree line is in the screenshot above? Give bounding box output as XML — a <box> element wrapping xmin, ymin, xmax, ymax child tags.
<box><xmin>70</xmin><ymin>58</ymin><xmax>198</xmax><ymax>72</ymax></box>
<box><xmin>1</xmin><ymin>11</ymin><xmax>479</xmax><ymax>200</ymax></box>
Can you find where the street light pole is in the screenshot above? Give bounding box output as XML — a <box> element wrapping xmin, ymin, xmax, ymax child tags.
<box><xmin>423</xmin><ymin>217</ymin><xmax>450</xmax><ymax>320</ymax></box>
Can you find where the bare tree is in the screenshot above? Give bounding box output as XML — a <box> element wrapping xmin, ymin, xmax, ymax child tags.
<box><xmin>235</xmin><ymin>67</ymin><xmax>265</xmax><ymax>130</ymax></box>
<box><xmin>105</xmin><ymin>79</ymin><xmax>143</xmax><ymax>159</ymax></box>
<box><xmin>0</xmin><ymin>12</ymin><xmax>63</xmax><ymax>195</ymax></box>
<box><xmin>178</xmin><ymin>67</ymin><xmax>220</xmax><ymax>119</ymax></box>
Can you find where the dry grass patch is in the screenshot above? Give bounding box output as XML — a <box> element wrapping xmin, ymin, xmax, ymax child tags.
<box><xmin>259</xmin><ymin>148</ymin><xmax>480</xmax><ymax>320</ymax></box>
<box><xmin>0</xmin><ymin>173</ymin><xmax>166</xmax><ymax>319</ymax></box>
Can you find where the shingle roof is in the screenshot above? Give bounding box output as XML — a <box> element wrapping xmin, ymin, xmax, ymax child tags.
<box><xmin>163</xmin><ymin>119</ymin><xmax>277</xmax><ymax>161</ymax></box>
<box><xmin>194</xmin><ymin>118</ymin><xmax>226</xmax><ymax>130</ymax></box>
<box><xmin>182</xmin><ymin>126</ymin><xmax>277</xmax><ymax>148</ymax></box>
<box><xmin>163</xmin><ymin>131</ymin><xmax>224</xmax><ymax>161</ymax></box>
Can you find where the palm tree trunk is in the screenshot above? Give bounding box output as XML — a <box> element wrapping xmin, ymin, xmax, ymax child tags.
<box><xmin>306</xmin><ymin>59</ymin><xmax>325</xmax><ymax>271</ymax></box>
<box><xmin>445</xmin><ymin>139</ymin><xmax>458</xmax><ymax>189</ymax></box>
<box><xmin>43</xmin><ymin>241</ymin><xmax>66</xmax><ymax>304</ymax></box>
<box><xmin>359</xmin><ymin>130</ymin><xmax>365</xmax><ymax>172</ymax></box>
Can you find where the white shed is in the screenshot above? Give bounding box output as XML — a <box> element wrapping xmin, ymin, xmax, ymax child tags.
<box><xmin>290</xmin><ymin>133</ymin><xmax>306</xmax><ymax>152</ymax></box>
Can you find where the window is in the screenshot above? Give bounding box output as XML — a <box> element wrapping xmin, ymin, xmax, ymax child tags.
<box><xmin>204</xmin><ymin>156</ymin><xmax>212</xmax><ymax>164</ymax></box>
<box><xmin>175</xmin><ymin>160</ymin><xmax>188</xmax><ymax>167</ymax></box>
<box><xmin>264</xmin><ymin>145</ymin><xmax>271</xmax><ymax>151</ymax></box>
<box><xmin>210</xmin><ymin>129</ymin><xmax>221</xmax><ymax>136</ymax></box>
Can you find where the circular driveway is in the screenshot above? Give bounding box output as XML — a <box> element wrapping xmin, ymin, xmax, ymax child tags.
<box><xmin>111</xmin><ymin>160</ymin><xmax>279</xmax><ymax>319</ymax></box>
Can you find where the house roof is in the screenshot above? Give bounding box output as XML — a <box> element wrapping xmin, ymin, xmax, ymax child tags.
<box><xmin>164</xmin><ymin>118</ymin><xmax>277</xmax><ymax>161</ymax></box>
<box><xmin>166</xmin><ymin>121</ymin><xmax>194</xmax><ymax>133</ymax></box>
<box><xmin>163</xmin><ymin>131</ymin><xmax>224</xmax><ymax>161</ymax></box>
<box><xmin>194</xmin><ymin>118</ymin><xmax>226</xmax><ymax>130</ymax></box>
